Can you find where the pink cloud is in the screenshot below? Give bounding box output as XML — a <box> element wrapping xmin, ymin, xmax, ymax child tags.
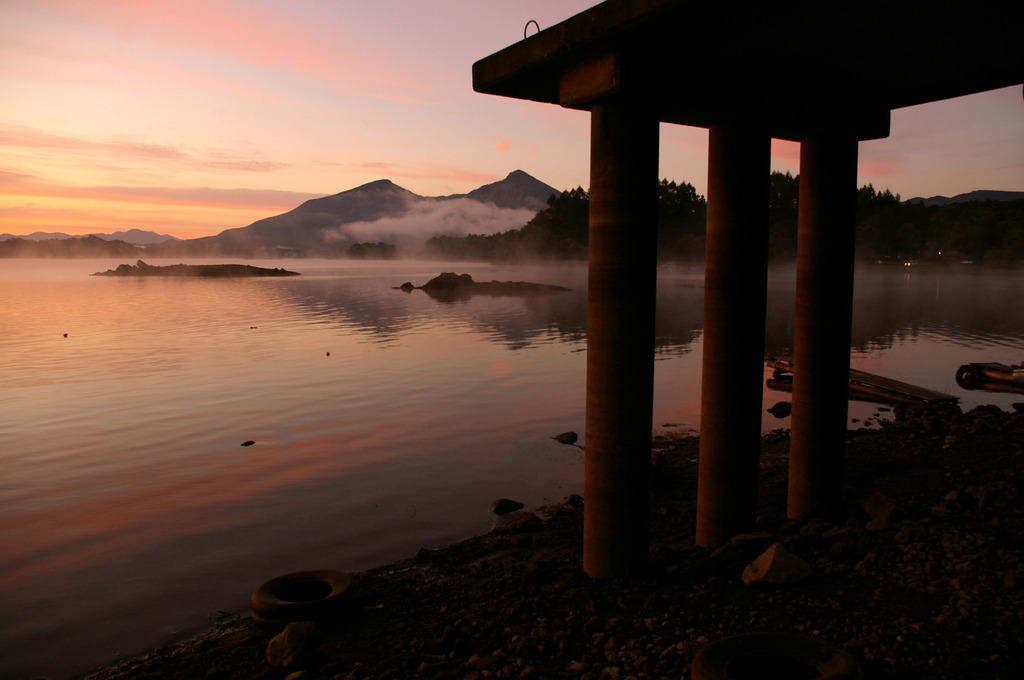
<box><xmin>770</xmin><ymin>139</ymin><xmax>801</xmax><ymax>168</ymax></box>
<box><xmin>661</xmin><ymin>125</ymin><xmax>709</xmax><ymax>156</ymax></box>
<box><xmin>494</xmin><ymin>139</ymin><xmax>512</xmax><ymax>153</ymax></box>
<box><xmin>858</xmin><ymin>155</ymin><xmax>901</xmax><ymax>180</ymax></box>
<box><xmin>36</xmin><ymin>0</ymin><xmax>433</xmax><ymax>105</ymax></box>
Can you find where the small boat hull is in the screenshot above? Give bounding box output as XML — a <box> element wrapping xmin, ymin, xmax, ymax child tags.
<box><xmin>955</xmin><ymin>362</ymin><xmax>1024</xmax><ymax>393</ymax></box>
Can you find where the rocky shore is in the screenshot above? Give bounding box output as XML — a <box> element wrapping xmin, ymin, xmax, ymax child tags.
<box><xmin>81</xmin><ymin>402</ymin><xmax>1023</xmax><ymax>680</ymax></box>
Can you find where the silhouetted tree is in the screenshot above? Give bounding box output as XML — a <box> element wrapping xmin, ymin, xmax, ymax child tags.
<box><xmin>768</xmin><ymin>172</ymin><xmax>799</xmax><ymax>260</ymax></box>
<box><xmin>658</xmin><ymin>180</ymin><xmax>707</xmax><ymax>260</ymax></box>
<box><xmin>346</xmin><ymin>241</ymin><xmax>397</xmax><ymax>259</ymax></box>
<box><xmin>420</xmin><ymin>177</ymin><xmax>1024</xmax><ymax>266</ymax></box>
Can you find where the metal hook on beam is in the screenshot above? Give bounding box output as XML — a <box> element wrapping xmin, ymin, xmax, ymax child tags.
<box><xmin>524</xmin><ymin>20</ymin><xmax>539</xmax><ymax>39</ymax></box>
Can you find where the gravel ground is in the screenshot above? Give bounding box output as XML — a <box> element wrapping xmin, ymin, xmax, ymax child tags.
<box><xmin>81</xmin><ymin>401</ymin><xmax>1024</xmax><ymax>680</ymax></box>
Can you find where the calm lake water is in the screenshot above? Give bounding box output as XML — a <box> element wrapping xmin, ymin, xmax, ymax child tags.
<box><xmin>1</xmin><ymin>258</ymin><xmax>1022</xmax><ymax>679</ymax></box>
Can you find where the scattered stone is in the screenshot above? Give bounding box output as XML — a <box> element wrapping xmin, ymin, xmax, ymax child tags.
<box><xmin>742</xmin><ymin>542</ymin><xmax>816</xmax><ymax>585</ymax></box>
<box><xmin>491</xmin><ymin>498</ymin><xmax>525</xmax><ymax>515</ymax></box>
<box><xmin>893</xmin><ymin>520</ymin><xmax>926</xmax><ymax>544</ymax></box>
<box><xmin>506</xmin><ymin>533</ymin><xmax>534</xmax><ymax>548</ymax></box>
<box><xmin>767</xmin><ymin>401</ymin><xmax>792</xmax><ymax>418</ymax></box>
<box><xmin>864</xmin><ymin>491</ymin><xmax>898</xmax><ymax>530</ymax></box>
<box><xmin>491</xmin><ymin>510</ymin><xmax>544</xmax><ymax>534</ymax></box>
<box><xmin>266</xmin><ymin>621</ymin><xmax>318</xmax><ymax>668</ymax></box>
<box><xmin>965</xmin><ymin>484</ymin><xmax>988</xmax><ymax>508</ymax></box>
<box><xmin>798</xmin><ymin>518</ymin><xmax>834</xmax><ymax>537</ymax></box>
<box><xmin>343</xmin><ymin>662</ymin><xmax>370</xmax><ymax>680</ymax></box>
<box><xmin>552</xmin><ymin>431</ymin><xmax>578</xmax><ymax>445</ymax></box>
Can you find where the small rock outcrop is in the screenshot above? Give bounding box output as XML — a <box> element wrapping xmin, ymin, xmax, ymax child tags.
<box><xmin>398</xmin><ymin>272</ymin><xmax>571</xmax><ymax>301</ymax></box>
<box><xmin>864</xmin><ymin>491</ymin><xmax>899</xmax><ymax>531</ymax></box>
<box><xmin>490</xmin><ymin>510</ymin><xmax>544</xmax><ymax>534</ymax></box>
<box><xmin>266</xmin><ymin>621</ymin><xmax>319</xmax><ymax>669</ymax></box>
<box><xmin>552</xmin><ymin>431</ymin><xmax>579</xmax><ymax>446</ymax></box>
<box><xmin>490</xmin><ymin>498</ymin><xmax>525</xmax><ymax>516</ymax></box>
<box><xmin>741</xmin><ymin>542</ymin><xmax>816</xmax><ymax>585</ymax></box>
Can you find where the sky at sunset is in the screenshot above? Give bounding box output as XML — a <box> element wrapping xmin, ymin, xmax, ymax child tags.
<box><xmin>2</xmin><ymin>0</ymin><xmax>1022</xmax><ymax>240</ymax></box>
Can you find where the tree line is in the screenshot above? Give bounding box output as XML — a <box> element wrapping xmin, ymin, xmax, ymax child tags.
<box><xmin>423</xmin><ymin>173</ymin><xmax>1024</xmax><ymax>265</ymax></box>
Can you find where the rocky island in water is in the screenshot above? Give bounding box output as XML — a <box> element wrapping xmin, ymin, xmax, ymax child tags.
<box><xmin>93</xmin><ymin>260</ymin><xmax>300</xmax><ymax>277</ymax></box>
<box><xmin>396</xmin><ymin>272</ymin><xmax>571</xmax><ymax>301</ymax></box>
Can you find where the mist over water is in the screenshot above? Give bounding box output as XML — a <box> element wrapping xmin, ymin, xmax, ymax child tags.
<box><xmin>329</xmin><ymin>199</ymin><xmax>539</xmax><ymax>253</ymax></box>
<box><xmin>1</xmin><ymin>259</ymin><xmax>1022</xmax><ymax>679</ymax></box>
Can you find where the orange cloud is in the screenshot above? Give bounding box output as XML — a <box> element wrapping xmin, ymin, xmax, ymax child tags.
<box><xmin>494</xmin><ymin>139</ymin><xmax>512</xmax><ymax>153</ymax></box>
<box><xmin>0</xmin><ymin>124</ymin><xmax>287</xmax><ymax>174</ymax></box>
<box><xmin>0</xmin><ymin>193</ymin><xmax>279</xmax><ymax>239</ymax></box>
<box><xmin>0</xmin><ymin>169</ymin><xmax>320</xmax><ymax>238</ymax></box>
<box><xmin>0</xmin><ymin>175</ymin><xmax>316</xmax><ymax>211</ymax></box>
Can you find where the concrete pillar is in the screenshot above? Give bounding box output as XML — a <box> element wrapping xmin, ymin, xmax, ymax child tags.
<box><xmin>584</xmin><ymin>97</ymin><xmax>659</xmax><ymax>578</ymax></box>
<box><xmin>696</xmin><ymin>124</ymin><xmax>771</xmax><ymax>548</ymax></box>
<box><xmin>788</xmin><ymin>134</ymin><xmax>859</xmax><ymax>521</ymax></box>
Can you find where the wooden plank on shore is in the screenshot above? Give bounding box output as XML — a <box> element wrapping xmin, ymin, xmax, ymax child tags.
<box><xmin>767</xmin><ymin>358</ymin><xmax>958</xmax><ymax>404</ymax></box>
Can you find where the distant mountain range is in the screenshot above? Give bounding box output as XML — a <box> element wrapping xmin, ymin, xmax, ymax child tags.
<box><xmin>6</xmin><ymin>176</ymin><xmax>1021</xmax><ymax>259</ymax></box>
<box><xmin>0</xmin><ymin>228</ymin><xmax>179</xmax><ymax>244</ymax></box>
<box><xmin>0</xmin><ymin>170</ymin><xmax>558</xmax><ymax>259</ymax></box>
<box><xmin>162</xmin><ymin>170</ymin><xmax>558</xmax><ymax>257</ymax></box>
<box><xmin>905</xmin><ymin>190</ymin><xmax>1024</xmax><ymax>206</ymax></box>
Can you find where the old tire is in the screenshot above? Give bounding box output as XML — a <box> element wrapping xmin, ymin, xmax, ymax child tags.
<box><xmin>955</xmin><ymin>364</ymin><xmax>981</xmax><ymax>389</ymax></box>
<box><xmin>692</xmin><ymin>632</ymin><xmax>862</xmax><ymax>680</ymax></box>
<box><xmin>250</xmin><ymin>569</ymin><xmax>352</xmax><ymax>626</ymax></box>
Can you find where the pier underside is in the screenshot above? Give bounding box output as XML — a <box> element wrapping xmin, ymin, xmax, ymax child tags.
<box><xmin>473</xmin><ymin>0</ymin><xmax>1024</xmax><ymax>576</ymax></box>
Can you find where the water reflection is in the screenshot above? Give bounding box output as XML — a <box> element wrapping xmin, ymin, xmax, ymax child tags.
<box><xmin>263</xmin><ymin>262</ymin><xmax>1024</xmax><ymax>387</ymax></box>
<box><xmin>851</xmin><ymin>265</ymin><xmax>1024</xmax><ymax>351</ymax></box>
<box><xmin>2</xmin><ymin>259</ymin><xmax>1023</xmax><ymax>680</ymax></box>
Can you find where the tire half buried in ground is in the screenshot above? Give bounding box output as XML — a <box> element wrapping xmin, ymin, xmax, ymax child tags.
<box><xmin>250</xmin><ymin>570</ymin><xmax>352</xmax><ymax>626</ymax></box>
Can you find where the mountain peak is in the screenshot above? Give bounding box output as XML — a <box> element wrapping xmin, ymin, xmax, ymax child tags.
<box><xmin>150</xmin><ymin>171</ymin><xmax>559</xmax><ymax>257</ymax></box>
<box><xmin>355</xmin><ymin>178</ymin><xmax>400</xmax><ymax>191</ymax></box>
<box><xmin>459</xmin><ymin>170</ymin><xmax>559</xmax><ymax>211</ymax></box>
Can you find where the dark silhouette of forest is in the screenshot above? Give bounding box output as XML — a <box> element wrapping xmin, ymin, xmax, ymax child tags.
<box><xmin>423</xmin><ymin>173</ymin><xmax>1024</xmax><ymax>265</ymax></box>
